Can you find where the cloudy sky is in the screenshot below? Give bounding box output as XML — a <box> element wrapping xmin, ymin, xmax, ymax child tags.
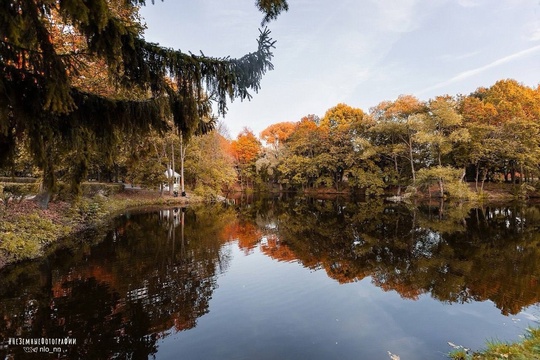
<box><xmin>140</xmin><ymin>0</ymin><xmax>540</xmax><ymax>138</ymax></box>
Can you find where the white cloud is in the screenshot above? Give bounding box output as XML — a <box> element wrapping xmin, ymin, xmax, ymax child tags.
<box><xmin>439</xmin><ymin>51</ymin><xmax>481</xmax><ymax>62</ymax></box>
<box><xmin>418</xmin><ymin>44</ymin><xmax>540</xmax><ymax>95</ymax></box>
<box><xmin>524</xmin><ymin>22</ymin><xmax>540</xmax><ymax>41</ymax></box>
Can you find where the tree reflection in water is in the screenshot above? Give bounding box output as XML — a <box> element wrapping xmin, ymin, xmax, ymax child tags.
<box><xmin>256</xmin><ymin>198</ymin><xmax>540</xmax><ymax>315</ymax></box>
<box><xmin>1</xmin><ymin>198</ymin><xmax>539</xmax><ymax>358</ymax></box>
<box><xmin>0</xmin><ymin>204</ymin><xmax>236</xmax><ymax>359</ymax></box>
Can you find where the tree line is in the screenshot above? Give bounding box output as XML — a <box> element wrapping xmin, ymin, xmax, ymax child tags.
<box><xmin>3</xmin><ymin>78</ymin><xmax>540</xmax><ymax>199</ymax></box>
<box><xmin>236</xmin><ymin>79</ymin><xmax>540</xmax><ymax>198</ymax></box>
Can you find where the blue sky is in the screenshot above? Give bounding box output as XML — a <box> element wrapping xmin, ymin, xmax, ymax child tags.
<box><xmin>140</xmin><ymin>0</ymin><xmax>540</xmax><ymax>138</ymax></box>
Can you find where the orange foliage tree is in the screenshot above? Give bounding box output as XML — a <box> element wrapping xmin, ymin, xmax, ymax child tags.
<box><xmin>231</xmin><ymin>128</ymin><xmax>262</xmax><ymax>189</ymax></box>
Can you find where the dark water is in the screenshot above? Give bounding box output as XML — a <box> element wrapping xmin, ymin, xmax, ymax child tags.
<box><xmin>1</xmin><ymin>197</ymin><xmax>540</xmax><ymax>359</ymax></box>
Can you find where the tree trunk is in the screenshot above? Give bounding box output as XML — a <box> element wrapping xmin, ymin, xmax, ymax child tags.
<box><xmin>438</xmin><ymin>178</ymin><xmax>444</xmax><ymax>198</ymax></box>
<box><xmin>35</xmin><ymin>188</ymin><xmax>52</xmax><ymax>210</ymax></box>
<box><xmin>408</xmin><ymin>139</ymin><xmax>416</xmax><ymax>184</ymax></box>
<box><xmin>475</xmin><ymin>163</ymin><xmax>479</xmax><ymax>193</ymax></box>
<box><xmin>180</xmin><ymin>133</ymin><xmax>186</xmax><ymax>196</ymax></box>
<box><xmin>170</xmin><ymin>142</ymin><xmax>175</xmax><ymax>196</ymax></box>
<box><xmin>394</xmin><ymin>155</ymin><xmax>401</xmax><ymax>196</ymax></box>
<box><xmin>480</xmin><ymin>170</ymin><xmax>487</xmax><ymax>193</ymax></box>
<box><xmin>35</xmin><ymin>162</ymin><xmax>56</xmax><ymax>209</ymax></box>
<box><xmin>152</xmin><ymin>141</ymin><xmax>164</xmax><ymax>195</ymax></box>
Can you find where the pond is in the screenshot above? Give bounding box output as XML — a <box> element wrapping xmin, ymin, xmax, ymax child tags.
<box><xmin>1</xmin><ymin>196</ymin><xmax>540</xmax><ymax>359</ymax></box>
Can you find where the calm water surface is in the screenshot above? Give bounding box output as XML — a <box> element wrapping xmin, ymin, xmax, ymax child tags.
<box><xmin>1</xmin><ymin>197</ymin><xmax>540</xmax><ymax>359</ymax></box>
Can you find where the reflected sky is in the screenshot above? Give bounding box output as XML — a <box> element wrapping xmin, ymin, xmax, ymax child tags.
<box><xmin>157</xmin><ymin>241</ymin><xmax>539</xmax><ymax>360</ymax></box>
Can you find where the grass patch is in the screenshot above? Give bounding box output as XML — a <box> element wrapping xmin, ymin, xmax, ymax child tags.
<box><xmin>0</xmin><ymin>188</ymin><xmax>201</xmax><ymax>266</ymax></box>
<box><xmin>449</xmin><ymin>327</ymin><xmax>540</xmax><ymax>359</ymax></box>
<box><xmin>0</xmin><ymin>212</ymin><xmax>70</xmax><ymax>263</ymax></box>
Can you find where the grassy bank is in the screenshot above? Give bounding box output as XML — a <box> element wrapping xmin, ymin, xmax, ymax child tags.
<box><xmin>449</xmin><ymin>327</ymin><xmax>540</xmax><ymax>359</ymax></box>
<box><xmin>0</xmin><ymin>187</ymin><xmax>200</xmax><ymax>267</ymax></box>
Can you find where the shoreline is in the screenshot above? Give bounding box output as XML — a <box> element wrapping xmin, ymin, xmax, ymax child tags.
<box><xmin>1</xmin><ymin>183</ymin><xmax>538</xmax><ymax>269</ymax></box>
<box><xmin>0</xmin><ymin>189</ymin><xmax>200</xmax><ymax>269</ymax></box>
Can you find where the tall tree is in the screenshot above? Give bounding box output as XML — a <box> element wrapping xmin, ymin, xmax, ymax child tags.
<box><xmin>0</xmin><ymin>0</ymin><xmax>288</xmax><ymax>207</ymax></box>
<box><xmin>369</xmin><ymin>95</ymin><xmax>426</xmax><ymax>185</ymax></box>
<box><xmin>231</xmin><ymin>128</ymin><xmax>262</xmax><ymax>190</ymax></box>
<box><xmin>183</xmin><ymin>124</ymin><xmax>237</xmax><ymax>197</ymax></box>
<box><xmin>460</xmin><ymin>80</ymin><xmax>540</xmax><ymax>186</ymax></box>
<box><xmin>278</xmin><ymin>115</ymin><xmax>321</xmax><ymax>190</ymax></box>
<box><xmin>416</xmin><ymin>95</ymin><xmax>468</xmax><ymax>168</ymax></box>
<box><xmin>258</xmin><ymin>121</ymin><xmax>295</xmax><ymax>188</ymax></box>
<box><xmin>319</xmin><ymin>103</ymin><xmax>369</xmax><ymax>190</ymax></box>
<box><xmin>260</xmin><ymin>121</ymin><xmax>295</xmax><ymax>151</ymax></box>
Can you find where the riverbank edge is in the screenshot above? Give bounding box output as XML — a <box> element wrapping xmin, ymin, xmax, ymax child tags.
<box><xmin>0</xmin><ymin>189</ymin><xmax>202</xmax><ymax>269</ymax></box>
<box><xmin>449</xmin><ymin>327</ymin><xmax>540</xmax><ymax>359</ymax></box>
<box><xmin>1</xmin><ymin>183</ymin><xmax>538</xmax><ymax>269</ymax></box>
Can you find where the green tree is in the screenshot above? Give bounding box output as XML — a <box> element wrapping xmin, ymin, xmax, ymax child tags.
<box><xmin>278</xmin><ymin>115</ymin><xmax>322</xmax><ymax>190</ymax></box>
<box><xmin>369</xmin><ymin>95</ymin><xmax>426</xmax><ymax>186</ymax></box>
<box><xmin>413</xmin><ymin>96</ymin><xmax>469</xmax><ymax>197</ymax></box>
<box><xmin>319</xmin><ymin>103</ymin><xmax>370</xmax><ymax>191</ymax></box>
<box><xmin>416</xmin><ymin>95</ymin><xmax>468</xmax><ymax>167</ymax></box>
<box><xmin>184</xmin><ymin>124</ymin><xmax>237</xmax><ymax>197</ymax></box>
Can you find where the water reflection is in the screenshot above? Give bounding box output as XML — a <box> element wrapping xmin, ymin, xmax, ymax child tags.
<box><xmin>0</xmin><ymin>204</ymin><xmax>235</xmax><ymax>359</ymax></box>
<box><xmin>256</xmin><ymin>198</ymin><xmax>540</xmax><ymax>315</ymax></box>
<box><xmin>0</xmin><ymin>198</ymin><xmax>539</xmax><ymax>358</ymax></box>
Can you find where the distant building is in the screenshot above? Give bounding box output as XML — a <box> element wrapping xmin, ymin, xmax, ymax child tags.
<box><xmin>163</xmin><ymin>168</ymin><xmax>180</xmax><ymax>192</ymax></box>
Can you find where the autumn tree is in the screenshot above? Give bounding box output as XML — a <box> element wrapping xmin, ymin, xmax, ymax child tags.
<box><xmin>184</xmin><ymin>123</ymin><xmax>237</xmax><ymax>197</ymax></box>
<box><xmin>231</xmin><ymin>128</ymin><xmax>262</xmax><ymax>190</ymax></box>
<box><xmin>459</xmin><ymin>80</ymin><xmax>540</xmax><ymax>189</ymax></box>
<box><xmin>480</xmin><ymin>80</ymin><xmax>540</xmax><ymax>184</ymax></box>
<box><xmin>277</xmin><ymin>115</ymin><xmax>322</xmax><ymax>190</ymax></box>
<box><xmin>457</xmin><ymin>95</ymin><xmax>496</xmax><ymax>191</ymax></box>
<box><xmin>260</xmin><ymin>121</ymin><xmax>295</xmax><ymax>150</ymax></box>
<box><xmin>318</xmin><ymin>103</ymin><xmax>371</xmax><ymax>191</ymax></box>
<box><xmin>257</xmin><ymin>121</ymin><xmax>295</xmax><ymax>188</ymax></box>
<box><xmin>369</xmin><ymin>95</ymin><xmax>426</xmax><ymax>189</ymax></box>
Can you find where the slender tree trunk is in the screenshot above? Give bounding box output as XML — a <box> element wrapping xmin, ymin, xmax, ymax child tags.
<box><xmin>408</xmin><ymin>139</ymin><xmax>416</xmax><ymax>184</ymax></box>
<box><xmin>170</xmin><ymin>141</ymin><xmax>175</xmax><ymax>196</ymax></box>
<box><xmin>180</xmin><ymin>133</ymin><xmax>186</xmax><ymax>196</ymax></box>
<box><xmin>394</xmin><ymin>155</ymin><xmax>401</xmax><ymax>196</ymax></box>
<box><xmin>153</xmin><ymin>142</ymin><xmax>164</xmax><ymax>195</ymax></box>
<box><xmin>475</xmin><ymin>163</ymin><xmax>480</xmax><ymax>193</ymax></box>
<box><xmin>36</xmin><ymin>158</ymin><xmax>56</xmax><ymax>209</ymax></box>
<box><xmin>511</xmin><ymin>166</ymin><xmax>516</xmax><ymax>188</ymax></box>
<box><xmin>481</xmin><ymin>170</ymin><xmax>487</xmax><ymax>193</ymax></box>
